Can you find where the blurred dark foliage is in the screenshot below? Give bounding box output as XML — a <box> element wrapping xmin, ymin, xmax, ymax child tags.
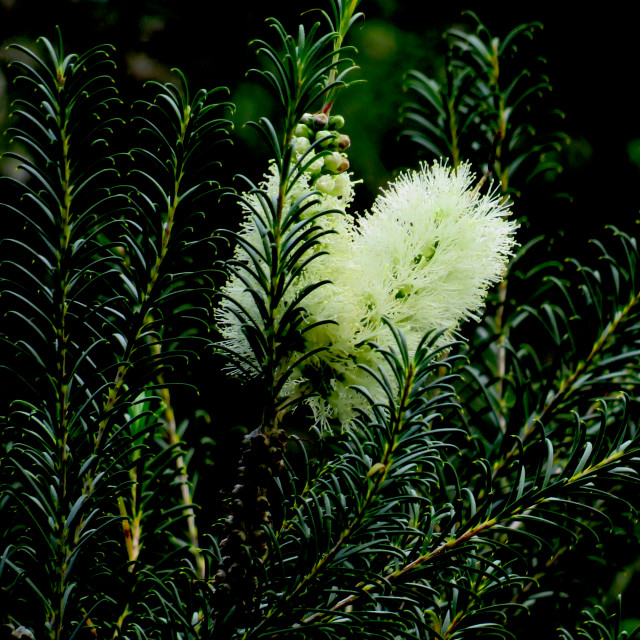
<box><xmin>1</xmin><ymin>0</ymin><xmax>639</xmax><ymax>240</ymax></box>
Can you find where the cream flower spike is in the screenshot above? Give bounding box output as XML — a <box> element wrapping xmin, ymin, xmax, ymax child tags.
<box><xmin>217</xmin><ymin>157</ymin><xmax>517</xmax><ymax>429</ymax></box>
<box><xmin>299</xmin><ymin>160</ymin><xmax>519</xmax><ymax>427</ymax></box>
<box><xmin>355</xmin><ymin>160</ymin><xmax>518</xmax><ymax>335</ymax></box>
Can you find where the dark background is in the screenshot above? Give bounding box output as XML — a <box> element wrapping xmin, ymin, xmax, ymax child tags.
<box><xmin>1</xmin><ymin>0</ymin><xmax>639</xmax><ymax>242</ymax></box>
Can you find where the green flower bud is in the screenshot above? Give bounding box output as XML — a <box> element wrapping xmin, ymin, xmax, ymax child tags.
<box><xmin>315</xmin><ymin>130</ymin><xmax>336</xmax><ymax>147</ymax></box>
<box><xmin>300</xmin><ymin>113</ymin><xmax>314</xmax><ymax>126</ymax></box>
<box><xmin>335</xmin><ymin>134</ymin><xmax>351</xmax><ymax>150</ymax></box>
<box><xmin>293</xmin><ymin>136</ymin><xmax>311</xmax><ymax>155</ymax></box>
<box><xmin>328</xmin><ymin>114</ymin><xmax>345</xmax><ymax>129</ymax></box>
<box><xmin>324</xmin><ymin>151</ymin><xmax>350</xmax><ymax>173</ymax></box>
<box><xmin>323</xmin><ymin>152</ymin><xmax>341</xmax><ymax>172</ymax></box>
<box><xmin>294</xmin><ymin>123</ymin><xmax>312</xmax><ymax>138</ymax></box>
<box><xmin>307</xmin><ymin>156</ymin><xmax>325</xmax><ymax>174</ymax></box>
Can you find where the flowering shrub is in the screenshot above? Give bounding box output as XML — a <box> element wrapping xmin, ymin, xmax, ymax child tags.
<box><xmin>2</xmin><ymin>4</ymin><xmax>640</xmax><ymax>640</ymax></box>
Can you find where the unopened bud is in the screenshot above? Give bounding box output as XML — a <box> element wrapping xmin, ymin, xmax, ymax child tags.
<box><xmin>335</xmin><ymin>134</ymin><xmax>351</xmax><ymax>150</ymax></box>
<box><xmin>329</xmin><ymin>114</ymin><xmax>345</xmax><ymax>129</ymax></box>
<box><xmin>255</xmin><ymin>463</ymin><xmax>272</xmax><ymax>482</ymax></box>
<box><xmin>324</xmin><ymin>152</ymin><xmax>349</xmax><ymax>173</ymax></box>
<box><xmin>250</xmin><ymin>433</ymin><xmax>268</xmax><ymax>449</ymax></box>
<box><xmin>315</xmin><ymin>130</ymin><xmax>336</xmax><ymax>147</ymax></box>
<box><xmin>256</xmin><ymin>496</ymin><xmax>270</xmax><ymax>512</ymax></box>
<box><xmin>312</xmin><ymin>112</ymin><xmax>329</xmax><ymax>129</ymax></box>
<box><xmin>252</xmin><ymin>529</ymin><xmax>267</xmax><ymax>547</ymax></box>
<box><xmin>307</xmin><ymin>157</ymin><xmax>324</xmax><ymax>174</ymax></box>
<box><xmin>323</xmin><ymin>151</ymin><xmax>341</xmax><ymax>173</ymax></box>
<box><xmin>294</xmin><ymin>123</ymin><xmax>312</xmax><ymax>138</ymax></box>
<box><xmin>293</xmin><ymin>136</ymin><xmax>311</xmax><ymax>155</ymax></box>
<box><xmin>273</xmin><ymin>429</ymin><xmax>288</xmax><ymax>444</ymax></box>
<box><xmin>269</xmin><ymin>446</ymin><xmax>283</xmax><ymax>461</ymax></box>
<box><xmin>231</xmin><ymin>529</ymin><xmax>248</xmax><ymax>543</ymax></box>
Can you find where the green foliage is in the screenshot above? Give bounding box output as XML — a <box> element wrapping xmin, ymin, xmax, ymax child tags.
<box><xmin>2</xmin><ymin>5</ymin><xmax>640</xmax><ymax>640</ymax></box>
<box><xmin>401</xmin><ymin>11</ymin><xmax>567</xmax><ymax>195</ymax></box>
<box><xmin>0</xmin><ymin>30</ymin><xmax>231</xmax><ymax>638</ymax></box>
<box><xmin>559</xmin><ymin>598</ymin><xmax>640</xmax><ymax>640</ymax></box>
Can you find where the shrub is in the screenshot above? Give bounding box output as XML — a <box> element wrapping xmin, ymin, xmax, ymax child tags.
<box><xmin>2</xmin><ymin>3</ymin><xmax>640</xmax><ymax>639</ymax></box>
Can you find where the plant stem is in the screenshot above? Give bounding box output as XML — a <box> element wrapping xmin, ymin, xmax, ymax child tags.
<box><xmin>156</xmin><ymin>370</ymin><xmax>205</xmax><ymax>579</ymax></box>
<box><xmin>322</xmin><ymin>0</ymin><xmax>361</xmax><ymax>115</ymax></box>
<box><xmin>492</xmin><ymin>288</ymin><xmax>640</xmax><ymax>480</ymax></box>
<box><xmin>51</xmin><ymin>59</ymin><xmax>74</xmax><ymax>640</ymax></box>
<box><xmin>258</xmin><ymin>362</ymin><xmax>416</xmax><ymax>631</ymax></box>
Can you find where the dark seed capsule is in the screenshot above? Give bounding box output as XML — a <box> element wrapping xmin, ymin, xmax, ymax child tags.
<box><xmin>255</xmin><ymin>464</ymin><xmax>272</xmax><ymax>482</ymax></box>
<box><xmin>269</xmin><ymin>446</ymin><xmax>284</xmax><ymax>461</ymax></box>
<box><xmin>273</xmin><ymin>429</ymin><xmax>288</xmax><ymax>444</ymax></box>
<box><xmin>252</xmin><ymin>529</ymin><xmax>268</xmax><ymax>547</ymax></box>
<box><xmin>231</xmin><ymin>529</ymin><xmax>247</xmax><ymax>543</ymax></box>
<box><xmin>250</xmin><ymin>433</ymin><xmax>268</xmax><ymax>449</ymax></box>
<box><xmin>256</xmin><ymin>496</ymin><xmax>270</xmax><ymax>512</ymax></box>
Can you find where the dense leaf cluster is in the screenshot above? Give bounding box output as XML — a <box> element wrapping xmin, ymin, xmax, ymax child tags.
<box><xmin>2</xmin><ymin>3</ymin><xmax>640</xmax><ymax>640</ymax></box>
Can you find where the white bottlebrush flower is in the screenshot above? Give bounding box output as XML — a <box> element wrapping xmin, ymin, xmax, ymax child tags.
<box><xmin>297</xmin><ymin>160</ymin><xmax>519</xmax><ymax>426</ymax></box>
<box><xmin>354</xmin><ymin>160</ymin><xmax>517</xmax><ymax>335</ymax></box>
<box><xmin>214</xmin><ymin>162</ymin><xmax>356</xmax><ymax>378</ymax></box>
<box><xmin>216</xmin><ymin>156</ymin><xmax>517</xmax><ymax>429</ymax></box>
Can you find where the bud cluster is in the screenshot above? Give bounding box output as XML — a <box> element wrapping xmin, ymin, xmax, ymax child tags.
<box><xmin>292</xmin><ymin>112</ymin><xmax>352</xmax><ymax>199</ymax></box>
